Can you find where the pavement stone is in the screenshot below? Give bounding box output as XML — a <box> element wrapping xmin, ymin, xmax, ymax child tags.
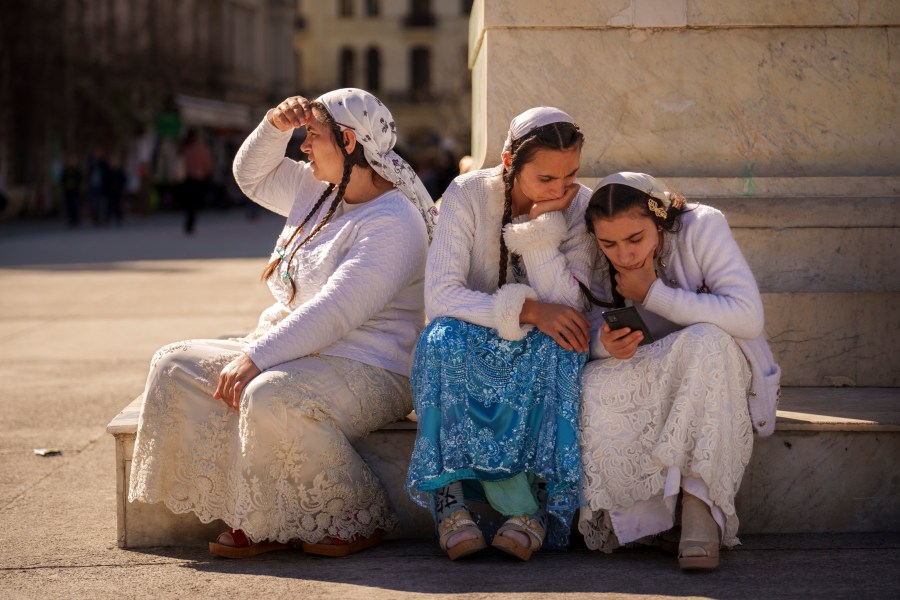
<box><xmin>1</xmin><ymin>210</ymin><xmax>899</xmax><ymax>599</ymax></box>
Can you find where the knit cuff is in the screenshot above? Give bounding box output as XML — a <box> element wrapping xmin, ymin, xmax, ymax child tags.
<box><xmin>642</xmin><ymin>279</ymin><xmax>677</xmax><ymax>317</ymax></box>
<box><xmin>493</xmin><ymin>283</ymin><xmax>537</xmax><ymax>341</ymax></box>
<box><xmin>502</xmin><ymin>211</ymin><xmax>567</xmax><ymax>255</ymax></box>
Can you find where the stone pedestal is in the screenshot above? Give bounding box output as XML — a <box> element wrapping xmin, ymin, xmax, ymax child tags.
<box><xmin>469</xmin><ymin>0</ymin><xmax>900</xmax><ymax>182</ymax></box>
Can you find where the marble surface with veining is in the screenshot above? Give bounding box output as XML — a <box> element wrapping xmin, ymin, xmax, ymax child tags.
<box><xmin>469</xmin><ymin>0</ymin><xmax>900</xmax><ymax>179</ymax></box>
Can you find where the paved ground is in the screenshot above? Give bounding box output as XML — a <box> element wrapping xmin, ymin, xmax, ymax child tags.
<box><xmin>1</xmin><ymin>210</ymin><xmax>898</xmax><ymax>599</ymax></box>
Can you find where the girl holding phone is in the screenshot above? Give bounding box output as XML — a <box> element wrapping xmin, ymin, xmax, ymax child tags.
<box><xmin>577</xmin><ymin>172</ymin><xmax>780</xmax><ymax>570</ymax></box>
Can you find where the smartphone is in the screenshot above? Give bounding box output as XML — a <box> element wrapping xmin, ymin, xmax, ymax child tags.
<box><xmin>602</xmin><ymin>306</ymin><xmax>654</xmax><ymax>346</ymax></box>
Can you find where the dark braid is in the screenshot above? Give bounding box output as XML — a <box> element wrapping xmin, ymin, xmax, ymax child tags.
<box><xmin>260</xmin><ymin>101</ymin><xmax>368</xmax><ymax>303</ymax></box>
<box><xmin>497</xmin><ymin>121</ymin><xmax>584</xmax><ymax>288</ymax></box>
<box><xmin>498</xmin><ymin>171</ymin><xmax>515</xmax><ymax>286</ymax></box>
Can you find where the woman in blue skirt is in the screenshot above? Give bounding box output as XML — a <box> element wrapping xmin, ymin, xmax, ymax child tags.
<box><xmin>406</xmin><ymin>107</ymin><xmax>600</xmax><ymax>561</ymax></box>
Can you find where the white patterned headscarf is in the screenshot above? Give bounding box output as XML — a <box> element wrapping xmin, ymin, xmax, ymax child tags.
<box><xmin>317</xmin><ymin>88</ymin><xmax>438</xmax><ymax>240</ymax></box>
<box><xmin>597</xmin><ymin>172</ymin><xmax>672</xmax><ymax>208</ymax></box>
<box><xmin>501</xmin><ymin>106</ymin><xmax>576</xmax><ymax>164</ymax></box>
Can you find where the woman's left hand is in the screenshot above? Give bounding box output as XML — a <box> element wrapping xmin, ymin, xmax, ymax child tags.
<box><xmin>614</xmin><ymin>255</ymin><xmax>657</xmax><ymax>303</ymax></box>
<box><xmin>214</xmin><ymin>353</ymin><xmax>261</xmax><ymax>411</ymax></box>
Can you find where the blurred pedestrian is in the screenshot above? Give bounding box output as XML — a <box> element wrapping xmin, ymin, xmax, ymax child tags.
<box><xmin>60</xmin><ymin>154</ymin><xmax>84</xmax><ymax>227</ymax></box>
<box><xmin>104</xmin><ymin>155</ymin><xmax>127</xmax><ymax>226</ymax></box>
<box><xmin>178</xmin><ymin>129</ymin><xmax>214</xmax><ymax>234</ymax></box>
<box><xmin>86</xmin><ymin>147</ymin><xmax>109</xmax><ymax>226</ymax></box>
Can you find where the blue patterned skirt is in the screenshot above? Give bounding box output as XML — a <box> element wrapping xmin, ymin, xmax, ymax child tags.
<box><xmin>405</xmin><ymin>317</ymin><xmax>587</xmax><ymax>549</ymax></box>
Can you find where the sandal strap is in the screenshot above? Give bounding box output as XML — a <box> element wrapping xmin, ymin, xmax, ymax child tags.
<box><xmin>438</xmin><ymin>509</ymin><xmax>482</xmax><ymax>550</ymax></box>
<box><xmin>227</xmin><ymin>528</ymin><xmax>250</xmax><ymax>548</ymax></box>
<box><xmin>497</xmin><ymin>515</ymin><xmax>545</xmax><ymax>552</ymax></box>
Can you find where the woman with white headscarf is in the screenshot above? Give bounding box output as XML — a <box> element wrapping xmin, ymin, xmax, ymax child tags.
<box><xmin>128</xmin><ymin>88</ymin><xmax>435</xmax><ymax>558</ymax></box>
<box><xmin>577</xmin><ymin>172</ymin><xmax>780</xmax><ymax>570</ymax></box>
<box><xmin>405</xmin><ymin>107</ymin><xmax>599</xmax><ymax>561</ymax></box>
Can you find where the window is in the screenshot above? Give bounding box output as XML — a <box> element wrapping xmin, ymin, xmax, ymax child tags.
<box><xmin>366</xmin><ymin>47</ymin><xmax>381</xmax><ymax>91</ymax></box>
<box><xmin>404</xmin><ymin>0</ymin><xmax>435</xmax><ymax>27</ymax></box>
<box><xmin>461</xmin><ymin>0</ymin><xmax>474</xmax><ymax>15</ymax></box>
<box><xmin>410</xmin><ymin>46</ymin><xmax>431</xmax><ymax>101</ymax></box>
<box><xmin>339</xmin><ymin>47</ymin><xmax>355</xmax><ymax>87</ymax></box>
<box><xmin>365</xmin><ymin>0</ymin><xmax>379</xmax><ymax>17</ymax></box>
<box><xmin>339</xmin><ymin>0</ymin><xmax>353</xmax><ymax>18</ymax></box>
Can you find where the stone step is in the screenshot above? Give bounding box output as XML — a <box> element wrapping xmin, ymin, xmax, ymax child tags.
<box><xmin>762</xmin><ymin>292</ymin><xmax>900</xmax><ymax>387</ymax></box>
<box><xmin>107</xmin><ymin>387</ymin><xmax>900</xmax><ymax>548</ymax></box>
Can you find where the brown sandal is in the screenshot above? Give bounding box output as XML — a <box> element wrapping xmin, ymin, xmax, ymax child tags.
<box><xmin>491</xmin><ymin>515</ymin><xmax>544</xmax><ymax>561</ymax></box>
<box><xmin>438</xmin><ymin>509</ymin><xmax>487</xmax><ymax>560</ymax></box>
<box><xmin>208</xmin><ymin>529</ymin><xmax>292</xmax><ymax>559</ymax></box>
<box><xmin>302</xmin><ymin>529</ymin><xmax>385</xmax><ymax>557</ymax></box>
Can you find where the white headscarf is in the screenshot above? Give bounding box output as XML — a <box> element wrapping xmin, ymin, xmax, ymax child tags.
<box><xmin>596</xmin><ymin>171</ymin><xmax>672</xmax><ymax>209</ymax></box>
<box><xmin>501</xmin><ymin>106</ymin><xmax>576</xmax><ymax>163</ymax></box>
<box><xmin>316</xmin><ymin>88</ymin><xmax>438</xmax><ymax>240</ymax></box>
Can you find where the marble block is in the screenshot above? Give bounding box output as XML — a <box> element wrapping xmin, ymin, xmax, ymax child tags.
<box><xmin>470</xmin><ymin>1</ymin><xmax>900</xmax><ymax>179</ymax></box>
<box><xmin>737</xmin><ymin>430</ymin><xmax>900</xmax><ymax>534</ymax></box>
<box><xmin>762</xmin><ymin>292</ymin><xmax>900</xmax><ymax>387</ymax></box>
<box><xmin>109</xmin><ymin>387</ymin><xmax>900</xmax><ymax>546</ymax></box>
<box><xmin>108</xmin><ymin>397</ymin><xmax>429</xmax><ymax>548</ymax></box>
<box><xmin>729</xmin><ymin>228</ymin><xmax>899</xmax><ymax>293</ymax></box>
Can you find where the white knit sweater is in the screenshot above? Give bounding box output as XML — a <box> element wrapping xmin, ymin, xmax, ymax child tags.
<box><xmin>589</xmin><ymin>203</ymin><xmax>781</xmax><ymax>435</ymax></box>
<box><xmin>426</xmin><ymin>165</ymin><xmax>598</xmax><ymax>340</ymax></box>
<box><xmin>233</xmin><ymin>117</ymin><xmax>428</xmax><ymax>375</ymax></box>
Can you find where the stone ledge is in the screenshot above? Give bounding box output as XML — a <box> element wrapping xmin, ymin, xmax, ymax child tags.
<box><xmin>108</xmin><ymin>387</ymin><xmax>900</xmax><ymax>438</ymax></box>
<box><xmin>108</xmin><ymin>386</ymin><xmax>900</xmax><ymax>546</ymax></box>
<box><xmin>576</xmin><ymin>177</ymin><xmax>900</xmax><ymax>202</ymax></box>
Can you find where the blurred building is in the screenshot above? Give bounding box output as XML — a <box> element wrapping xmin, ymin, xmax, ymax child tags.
<box><xmin>293</xmin><ymin>0</ymin><xmax>473</xmax><ymax>195</ymax></box>
<box><xmin>0</xmin><ymin>0</ymin><xmax>472</xmax><ymax>218</ymax></box>
<box><xmin>0</xmin><ymin>0</ymin><xmax>296</xmax><ymax>217</ymax></box>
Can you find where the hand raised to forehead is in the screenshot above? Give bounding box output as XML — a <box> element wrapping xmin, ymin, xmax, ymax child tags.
<box><xmin>268</xmin><ymin>96</ymin><xmax>313</xmax><ymax>132</ymax></box>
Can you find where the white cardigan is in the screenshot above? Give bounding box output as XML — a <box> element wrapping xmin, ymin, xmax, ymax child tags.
<box><xmin>426</xmin><ymin>165</ymin><xmax>598</xmax><ymax>340</ymax></box>
<box><xmin>233</xmin><ymin>117</ymin><xmax>428</xmax><ymax>376</ymax></box>
<box><xmin>590</xmin><ymin>203</ymin><xmax>781</xmax><ymax>436</ymax></box>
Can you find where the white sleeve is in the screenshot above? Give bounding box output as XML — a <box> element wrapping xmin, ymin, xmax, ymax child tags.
<box><xmin>232</xmin><ymin>116</ymin><xmax>316</xmax><ymax>218</ymax></box>
<box><xmin>425</xmin><ymin>180</ymin><xmax>536</xmax><ymax>341</ymax></box>
<box><xmin>244</xmin><ymin>210</ymin><xmax>428</xmax><ymax>370</ymax></box>
<box><xmin>503</xmin><ymin>185</ymin><xmax>595</xmax><ymax>308</ymax></box>
<box><xmin>642</xmin><ymin>209</ymin><xmax>764</xmax><ymax>340</ymax></box>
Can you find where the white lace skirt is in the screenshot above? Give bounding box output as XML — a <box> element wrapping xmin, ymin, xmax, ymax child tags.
<box><xmin>578</xmin><ymin>323</ymin><xmax>753</xmax><ymax>552</ymax></box>
<box><xmin>127</xmin><ymin>338</ymin><xmax>412</xmax><ymax>544</ymax></box>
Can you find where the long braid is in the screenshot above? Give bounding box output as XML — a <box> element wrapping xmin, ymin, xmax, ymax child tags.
<box><xmin>261</xmin><ymin>102</ymin><xmax>364</xmax><ymax>303</ymax></box>
<box><xmin>498</xmin><ymin>168</ymin><xmax>515</xmax><ymax>287</ymax></box>
<box><xmin>261</xmin><ymin>183</ymin><xmax>335</xmax><ymax>283</ymax></box>
<box><xmin>278</xmin><ymin>134</ymin><xmax>353</xmax><ymax>303</ymax></box>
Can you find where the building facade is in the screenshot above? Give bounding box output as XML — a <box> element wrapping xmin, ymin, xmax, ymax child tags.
<box><xmin>0</xmin><ymin>0</ymin><xmax>296</xmax><ymax>217</ymax></box>
<box><xmin>293</xmin><ymin>0</ymin><xmax>473</xmax><ymax>183</ymax></box>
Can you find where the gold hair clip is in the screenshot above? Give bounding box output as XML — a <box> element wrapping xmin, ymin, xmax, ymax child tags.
<box><xmin>648</xmin><ymin>198</ymin><xmax>668</xmax><ymax>219</ymax></box>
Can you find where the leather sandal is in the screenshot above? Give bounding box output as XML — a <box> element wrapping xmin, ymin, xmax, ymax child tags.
<box><xmin>438</xmin><ymin>508</ymin><xmax>487</xmax><ymax>560</ymax></box>
<box><xmin>678</xmin><ymin>495</ymin><xmax>721</xmax><ymax>570</ymax></box>
<box><xmin>302</xmin><ymin>529</ymin><xmax>385</xmax><ymax>557</ymax></box>
<box><xmin>491</xmin><ymin>515</ymin><xmax>545</xmax><ymax>561</ymax></box>
<box><xmin>208</xmin><ymin>528</ymin><xmax>292</xmax><ymax>559</ymax></box>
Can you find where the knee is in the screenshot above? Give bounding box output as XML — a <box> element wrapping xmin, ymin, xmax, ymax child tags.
<box><xmin>679</xmin><ymin>323</ymin><xmax>733</xmax><ymax>348</ymax></box>
<box><xmin>149</xmin><ymin>340</ymin><xmax>193</xmax><ymax>372</ymax></box>
<box><xmin>422</xmin><ymin>317</ymin><xmax>467</xmax><ymax>346</ymax></box>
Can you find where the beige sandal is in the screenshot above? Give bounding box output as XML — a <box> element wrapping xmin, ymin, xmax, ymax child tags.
<box><xmin>438</xmin><ymin>508</ymin><xmax>487</xmax><ymax>560</ymax></box>
<box><xmin>491</xmin><ymin>515</ymin><xmax>544</xmax><ymax>561</ymax></box>
<box><xmin>678</xmin><ymin>495</ymin><xmax>721</xmax><ymax>570</ymax></box>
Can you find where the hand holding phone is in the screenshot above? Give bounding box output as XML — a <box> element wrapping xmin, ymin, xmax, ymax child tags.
<box><xmin>602</xmin><ymin>306</ymin><xmax>654</xmax><ymax>346</ymax></box>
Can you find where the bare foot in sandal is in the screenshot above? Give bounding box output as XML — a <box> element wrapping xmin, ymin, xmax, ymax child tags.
<box><xmin>491</xmin><ymin>515</ymin><xmax>544</xmax><ymax>561</ymax></box>
<box><xmin>438</xmin><ymin>509</ymin><xmax>487</xmax><ymax>560</ymax></box>
<box><xmin>208</xmin><ymin>528</ymin><xmax>291</xmax><ymax>558</ymax></box>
